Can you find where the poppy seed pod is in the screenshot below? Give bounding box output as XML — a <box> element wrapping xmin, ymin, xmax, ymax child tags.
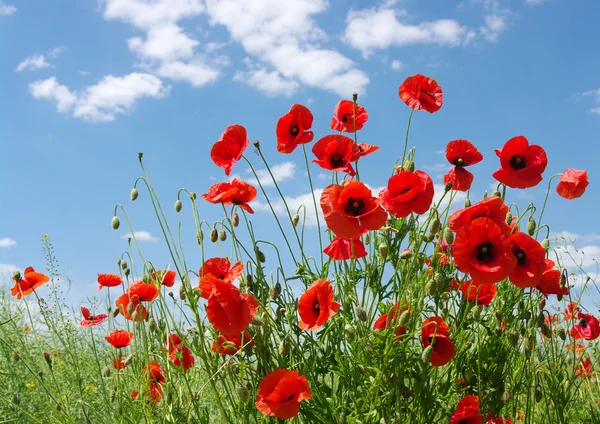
<box><xmin>111</xmin><ymin>216</ymin><xmax>120</xmax><ymax>230</ymax></box>
<box><xmin>492</xmin><ymin>190</ymin><xmax>501</xmax><ymax>197</ymax></box>
<box><xmin>292</xmin><ymin>214</ymin><xmax>300</xmax><ymax>228</ymax></box>
<box><xmin>464</xmin><ymin>198</ymin><xmax>472</xmax><ymax>207</ymax></box>
<box><xmin>219</xmin><ymin>229</ymin><xmax>227</xmax><ymax>241</ymax></box>
<box><xmin>12</xmin><ymin>271</ymin><xmax>21</xmax><ymax>281</ymax></box>
<box><xmin>352</xmin><ymin>92</ymin><xmax>358</xmax><ymax>102</ymax></box>
<box><xmin>527</xmin><ymin>217</ymin><xmax>536</xmax><ymax>236</ymax></box>
<box><xmin>137</xmin><ymin>152</ymin><xmax>143</xmax><ymax>160</ymax></box>
<box><xmin>483</xmin><ymin>190</ymin><xmax>488</xmax><ymax>198</ymax></box>
<box><xmin>175</xmin><ymin>200</ymin><xmax>182</xmax><ymax>213</ymax></box>
<box><xmin>444</xmin><ymin>182</ymin><xmax>452</xmax><ymax>192</ymax></box>
<box><xmin>541</xmin><ymin>238</ymin><xmax>550</xmax><ymax>250</ymax></box>
<box><xmin>130</xmin><ymin>188</ymin><xmax>138</xmax><ymax>201</ymax></box>
<box><xmin>232</xmin><ymin>212</ymin><xmax>239</xmax><ymax>227</ymax></box>
<box><xmin>443</xmin><ymin>227</ymin><xmax>454</xmax><ymax>245</ymax></box>
<box><xmin>210</xmin><ymin>228</ymin><xmax>218</xmax><ymax>242</ymax></box>
<box><xmin>421</xmin><ymin>346</ymin><xmax>433</xmax><ymax>364</ymax></box>
<box><xmin>253</xmin><ymin>140</ymin><xmax>260</xmax><ymax>149</ymax></box>
<box><xmin>124</xmin><ymin>268</ymin><xmax>130</xmax><ymax>277</ymax></box>
<box><xmin>379</xmin><ymin>243</ymin><xmax>388</xmax><ymax>260</ymax></box>
<box><xmin>356</xmin><ymin>306</ymin><xmax>368</xmax><ymax>322</ymax></box>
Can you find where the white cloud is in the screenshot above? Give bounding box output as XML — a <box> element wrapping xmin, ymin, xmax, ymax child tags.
<box><xmin>574</xmin><ymin>89</ymin><xmax>600</xmax><ymax>115</ymax></box>
<box><xmin>525</xmin><ymin>0</ymin><xmax>549</xmax><ymax>5</ymax></box>
<box><xmin>234</xmin><ymin>67</ymin><xmax>299</xmax><ymax>97</ymax></box>
<box><xmin>343</xmin><ymin>5</ymin><xmax>468</xmax><ymax>57</ymax></box>
<box><xmin>29</xmin><ymin>73</ymin><xmax>169</xmax><ymax>122</ymax></box>
<box><xmin>0</xmin><ymin>2</ymin><xmax>16</xmax><ymax>16</ymax></box>
<box><xmin>391</xmin><ymin>60</ymin><xmax>404</xmax><ymax>70</ymax></box>
<box><xmin>156</xmin><ymin>60</ymin><xmax>220</xmax><ymax>87</ymax></box>
<box><xmin>48</xmin><ymin>46</ymin><xmax>66</xmax><ymax>59</ymax></box>
<box><xmin>0</xmin><ymin>238</ymin><xmax>16</xmax><ymax>248</ymax></box>
<box><xmin>248</xmin><ymin>162</ymin><xmax>296</xmax><ymax>187</ymax></box>
<box><xmin>15</xmin><ymin>55</ymin><xmax>51</xmax><ymax>72</ymax></box>
<box><xmin>205</xmin><ymin>0</ymin><xmax>369</xmax><ymax>96</ymax></box>
<box><xmin>0</xmin><ymin>264</ymin><xmax>18</xmax><ymax>275</ymax></box>
<box><xmin>254</xmin><ymin>188</ymin><xmax>325</xmax><ymax>227</ymax></box>
<box><xmin>480</xmin><ymin>14</ymin><xmax>507</xmax><ymax>41</ymax></box>
<box><xmin>551</xmin><ymin>231</ymin><xmax>600</xmax><ymax>276</ymax></box>
<box><xmin>128</xmin><ymin>23</ymin><xmax>198</xmax><ymax>62</ymax></box>
<box><xmin>103</xmin><ymin>0</ymin><xmax>204</xmax><ymax>29</ymax></box>
<box><xmin>121</xmin><ymin>231</ymin><xmax>158</xmax><ymax>242</ymax></box>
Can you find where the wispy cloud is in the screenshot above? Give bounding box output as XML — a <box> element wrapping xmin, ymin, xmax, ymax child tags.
<box><xmin>0</xmin><ymin>238</ymin><xmax>16</xmax><ymax>248</ymax></box>
<box><xmin>0</xmin><ymin>2</ymin><xmax>16</xmax><ymax>16</ymax></box>
<box><xmin>573</xmin><ymin>89</ymin><xmax>600</xmax><ymax>115</ymax></box>
<box><xmin>247</xmin><ymin>162</ymin><xmax>296</xmax><ymax>187</ymax></box>
<box><xmin>121</xmin><ymin>231</ymin><xmax>158</xmax><ymax>242</ymax></box>
<box><xmin>0</xmin><ymin>264</ymin><xmax>19</xmax><ymax>276</ymax></box>
<box><xmin>15</xmin><ymin>47</ymin><xmax>66</xmax><ymax>72</ymax></box>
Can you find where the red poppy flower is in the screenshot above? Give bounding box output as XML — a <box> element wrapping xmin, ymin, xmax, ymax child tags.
<box><xmin>112</xmin><ymin>358</ymin><xmax>126</xmax><ymax>369</ymax></box>
<box><xmin>78</xmin><ymin>306</ymin><xmax>108</xmax><ymax>328</ymax></box>
<box><xmin>357</xmin><ymin>143</ymin><xmax>379</xmax><ymax>157</ymax></box>
<box><xmin>97</xmin><ymin>273</ymin><xmax>122</xmax><ymax>290</ymax></box>
<box><xmin>444</xmin><ymin>167</ymin><xmax>475</xmax><ymax>192</ymax></box>
<box><xmin>448</xmin><ymin>197</ymin><xmax>511</xmax><ymax>236</ymax></box>
<box><xmin>167</xmin><ymin>333</ymin><xmax>195</xmax><ymax>372</ymax></box>
<box><xmin>143</xmin><ymin>362</ymin><xmax>166</xmax><ymax>384</ymax></box>
<box><xmin>105</xmin><ymin>329</ymin><xmax>134</xmax><ymax>348</ymax></box>
<box><xmin>153</xmin><ymin>269</ymin><xmax>176</xmax><ymax>287</ymax></box>
<box><xmin>198</xmin><ymin>257</ymin><xmax>244</xmax><ymax>299</ymax></box>
<box><xmin>575</xmin><ymin>358</ymin><xmax>593</xmax><ymax>378</ymax></box>
<box><xmin>321</xmin><ymin>179</ymin><xmax>388</xmax><ymax>239</ymax></box>
<box><xmin>452</xmin><ymin>217</ymin><xmax>516</xmax><ymax>284</ymax></box>
<box><xmin>507</xmin><ymin>232</ymin><xmax>546</xmax><ymax>289</ymax></box>
<box><xmin>115</xmin><ymin>293</ymin><xmax>147</xmax><ymax>321</ymax></box>
<box><xmin>570</xmin><ymin>312</ymin><xmax>600</xmax><ymax>341</ymax></box>
<box><xmin>212</xmin><ymin>331</ymin><xmax>254</xmax><ymax>355</ymax></box>
<box><xmin>486</xmin><ymin>417</ymin><xmax>513</xmax><ymax>424</ymax></box>
<box><xmin>210</xmin><ymin>125</ymin><xmax>250</xmax><ymax>176</ymax></box>
<box><xmin>276</xmin><ymin>104</ymin><xmax>314</xmax><ymax>154</ymax></box>
<box><xmin>398</xmin><ymin>74</ymin><xmax>443</xmax><ymax>113</ymax></box>
<box><xmin>556</xmin><ymin>168</ymin><xmax>589</xmax><ymax>199</ymax></box>
<box><xmin>373</xmin><ymin>303</ymin><xmax>410</xmax><ymax>338</ymax></box>
<box><xmin>492</xmin><ymin>136</ymin><xmax>548</xmax><ymax>189</ymax></box>
<box><xmin>201</xmin><ymin>178</ymin><xmax>257</xmax><ymax>214</ymax></box>
<box><xmin>460</xmin><ymin>280</ymin><xmax>497</xmax><ymax>306</ymax></box>
<box><xmin>207</xmin><ymin>280</ymin><xmax>258</xmax><ymax>336</ymax></box>
<box><xmin>443</xmin><ymin>139</ymin><xmax>483</xmax><ymax>191</ymax></box>
<box><xmin>128</xmin><ymin>280</ymin><xmax>159</xmax><ymax>302</ymax></box>
<box><xmin>255</xmin><ymin>369</ymin><xmax>311</xmax><ymax>419</ymax></box>
<box><xmin>330</xmin><ymin>100</ymin><xmax>369</xmax><ymax>133</ymax></box>
<box><xmin>323</xmin><ymin>236</ymin><xmax>367</xmax><ymax>260</ymax></box>
<box><xmin>421</xmin><ymin>316</ymin><xmax>455</xmax><ymax>366</ymax></box>
<box><xmin>536</xmin><ymin>260</ymin><xmax>568</xmax><ymax>298</ymax></box>
<box><xmin>379</xmin><ymin>170</ymin><xmax>434</xmax><ymax>218</ymax></box>
<box><xmin>10</xmin><ymin>267</ymin><xmax>50</xmax><ymax>300</ymax></box>
<box><xmin>450</xmin><ymin>395</ymin><xmax>482</xmax><ymax>424</ymax></box>
<box><xmin>298</xmin><ymin>279</ymin><xmax>341</xmax><ymax>331</ymax></box>
<box><xmin>312</xmin><ymin>135</ymin><xmax>361</xmax><ymax>176</ymax></box>
<box><xmin>565</xmin><ymin>302</ymin><xmax>580</xmax><ymax>320</ymax></box>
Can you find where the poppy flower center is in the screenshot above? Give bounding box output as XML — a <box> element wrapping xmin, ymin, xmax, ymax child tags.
<box><xmin>341</xmin><ymin>113</ymin><xmax>353</xmax><ymax>123</ymax></box>
<box><xmin>514</xmin><ymin>248</ymin><xmax>527</xmax><ymax>265</ymax></box>
<box><xmin>476</xmin><ymin>243</ymin><xmax>494</xmax><ymax>262</ymax></box>
<box><xmin>510</xmin><ymin>155</ymin><xmax>527</xmax><ymax>170</ymax></box>
<box><xmin>290</xmin><ymin>126</ymin><xmax>299</xmax><ymax>135</ymax></box>
<box><xmin>580</xmin><ymin>318</ymin><xmax>587</xmax><ymax>328</ymax></box>
<box><xmin>313</xmin><ymin>299</ymin><xmax>320</xmax><ymax>314</ymax></box>
<box><xmin>427</xmin><ymin>336</ymin><xmax>437</xmax><ymax>347</ymax></box>
<box><xmin>454</xmin><ymin>158</ymin><xmax>465</xmax><ymax>167</ymax></box>
<box><xmin>420</xmin><ymin>90</ymin><xmax>435</xmax><ymax>100</ymax></box>
<box><xmin>330</xmin><ymin>153</ymin><xmax>346</xmax><ymax>168</ymax></box>
<box><xmin>284</xmin><ymin>393</ymin><xmax>296</xmax><ymax>402</ymax></box>
<box><xmin>345</xmin><ymin>197</ymin><xmax>365</xmax><ymax>216</ymax></box>
<box><xmin>218</xmin><ymin>274</ymin><xmax>225</xmax><ymax>280</ymax></box>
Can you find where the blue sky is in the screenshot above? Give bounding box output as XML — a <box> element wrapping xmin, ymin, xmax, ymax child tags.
<box><xmin>1</xmin><ymin>0</ymin><xmax>599</xmax><ymax>309</ymax></box>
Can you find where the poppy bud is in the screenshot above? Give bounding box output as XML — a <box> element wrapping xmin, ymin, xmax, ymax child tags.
<box><xmin>541</xmin><ymin>238</ymin><xmax>550</xmax><ymax>251</ymax></box>
<box><xmin>378</xmin><ymin>243</ymin><xmax>388</xmax><ymax>260</ymax></box>
<box><xmin>356</xmin><ymin>306</ymin><xmax>368</xmax><ymax>322</ymax></box>
<box><xmin>535</xmin><ymin>388</ymin><xmax>543</xmax><ymax>403</ymax></box>
<box><xmin>403</xmin><ymin>160</ymin><xmax>415</xmax><ymax>173</ymax></box>
<box><xmin>167</xmin><ymin>291</ymin><xmax>174</xmax><ymax>299</ymax></box>
<box><xmin>472</xmin><ymin>305</ymin><xmax>482</xmax><ymax>321</ymax></box>
<box><xmin>120</xmin><ymin>260</ymin><xmax>127</xmax><ymax>270</ymax></box>
<box><xmin>137</xmin><ymin>152</ymin><xmax>143</xmax><ymax>160</ymax></box>
<box><xmin>400</xmin><ymin>249</ymin><xmax>412</xmax><ymax>260</ymax></box>
<box><xmin>237</xmin><ymin>383</ymin><xmax>249</xmax><ymax>402</ymax></box>
<box><xmin>12</xmin><ymin>271</ymin><xmax>21</xmax><ymax>281</ymax></box>
<box><xmin>444</xmin><ymin>182</ymin><xmax>452</xmax><ymax>193</ymax></box>
<box><xmin>111</xmin><ymin>216</ymin><xmax>120</xmax><ymax>230</ymax></box>
<box><xmin>112</xmin><ymin>308</ymin><xmax>120</xmax><ymax>318</ymax></box>
<box><xmin>179</xmin><ymin>285</ymin><xmax>186</xmax><ymax>300</ymax></box>
<box><xmin>536</xmin><ymin>312</ymin><xmax>545</xmax><ymax>327</ymax></box>
<box><xmin>197</xmin><ymin>230</ymin><xmax>203</xmax><ymax>245</ymax></box>
<box><xmin>538</xmin><ymin>298</ymin><xmax>546</xmax><ymax>310</ymax></box>
<box><xmin>251</xmin><ymin>315</ymin><xmax>264</xmax><ymax>326</ymax></box>
<box><xmin>269</xmin><ymin>283</ymin><xmax>281</xmax><ymax>300</ymax></box>
<box><xmin>130</xmin><ymin>188</ymin><xmax>139</xmax><ymax>201</ymax></box>
<box><xmin>253</xmin><ymin>140</ymin><xmax>260</xmax><ymax>149</ymax></box>
<box><xmin>557</xmin><ymin>327</ymin><xmax>567</xmax><ymax>340</ymax></box>
<box><xmin>433</xmin><ymin>272</ymin><xmax>445</xmax><ymax>290</ymax></box>
<box><xmin>398</xmin><ymin>309</ymin><xmax>411</xmax><ymax>327</ymax></box>
<box><xmin>464</xmin><ymin>199</ymin><xmax>471</xmax><ymax>207</ymax></box>
<box><xmin>246</xmin><ymin>274</ymin><xmax>254</xmax><ymax>291</ymax></box>
<box><xmin>508</xmin><ymin>332</ymin><xmax>519</xmax><ymax>346</ymax></box>
<box><xmin>148</xmin><ymin>318</ymin><xmax>157</xmax><ymax>332</ymax></box>
<box><xmin>142</xmin><ymin>274</ymin><xmax>151</xmax><ymax>283</ymax></box>
<box><xmin>219</xmin><ymin>229</ymin><xmax>227</xmax><ymax>241</ymax></box>
<box><xmin>124</xmin><ymin>268</ymin><xmax>130</xmax><ymax>277</ymax></box>
<box><xmin>421</xmin><ymin>346</ymin><xmax>433</xmax><ymax>364</ymax></box>
<box><xmin>292</xmin><ymin>214</ymin><xmax>300</xmax><ymax>228</ymax></box>
<box><xmin>44</xmin><ymin>352</ymin><xmax>52</xmax><ymax>369</ymax></box>
<box><xmin>425</xmin><ymin>279</ymin><xmax>436</xmax><ymax>296</ymax></box>
<box><xmin>502</xmin><ymin>391</ymin><xmax>511</xmax><ymax>405</ymax></box>
<box><xmin>175</xmin><ymin>200</ymin><xmax>182</xmax><ymax>213</ymax></box>
<box><xmin>255</xmin><ymin>247</ymin><xmax>266</xmax><ymax>263</ymax></box>
<box><xmin>355</xmin><ymin>364</ymin><xmax>365</xmax><ymax>373</ymax></box>
<box><xmin>124</xmin><ymin>354</ymin><xmax>134</xmax><ymax>366</ymax></box>
<box><xmin>422</xmin><ymin>233</ymin><xmax>435</xmax><ymax>243</ymax></box>
<box><xmin>363</xmin><ymin>232</ymin><xmax>371</xmax><ymax>245</ymax></box>
<box><xmin>345</xmin><ymin>324</ymin><xmax>356</xmax><ymax>342</ymax></box>
<box><xmin>505</xmin><ymin>212</ymin><xmax>512</xmax><ymax>225</ymax></box>
<box><xmin>430</xmin><ymin>217</ymin><xmax>440</xmax><ymax>235</ymax></box>
<box><xmin>495</xmin><ymin>310</ymin><xmax>503</xmax><ymax>320</ymax></box>
<box><xmin>278</xmin><ymin>340</ymin><xmax>288</xmax><ymax>355</ymax></box>
<box><xmin>101</xmin><ymin>366</ymin><xmax>111</xmax><ymax>377</ymax></box>
<box><xmin>540</xmin><ymin>323</ymin><xmax>552</xmax><ymax>338</ymax></box>
<box><xmin>492</xmin><ymin>190</ymin><xmax>501</xmax><ymax>197</ymax></box>
<box><xmin>210</xmin><ymin>228</ymin><xmax>218</xmax><ymax>242</ymax></box>
<box><xmin>462</xmin><ymin>366</ymin><xmax>474</xmax><ymax>384</ymax></box>
<box><xmin>131</xmin><ymin>311</ymin><xmax>139</xmax><ymax>321</ymax></box>
<box><xmin>559</xmin><ymin>275</ymin><xmax>566</xmax><ymax>289</ymax></box>
<box><xmin>232</xmin><ymin>212</ymin><xmax>239</xmax><ymax>227</ymax></box>
<box><xmin>527</xmin><ymin>217</ymin><xmax>536</xmax><ymax>236</ymax></box>
<box><xmin>483</xmin><ymin>190</ymin><xmax>488</xmax><ymax>199</ymax></box>
<box><xmin>352</xmin><ymin>92</ymin><xmax>358</xmax><ymax>102</ymax></box>
<box><xmin>557</xmin><ymin>294</ymin><xmax>563</xmax><ymax>301</ymax></box>
<box><xmin>443</xmin><ymin>227</ymin><xmax>454</xmax><ymax>245</ymax></box>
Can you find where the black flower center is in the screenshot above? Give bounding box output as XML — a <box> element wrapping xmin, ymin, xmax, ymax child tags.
<box><xmin>330</xmin><ymin>153</ymin><xmax>345</xmax><ymax>168</ymax></box>
<box><xmin>341</xmin><ymin>113</ymin><xmax>352</xmax><ymax>123</ymax></box>
<box><xmin>510</xmin><ymin>155</ymin><xmax>526</xmax><ymax>170</ymax></box>
<box><xmin>344</xmin><ymin>197</ymin><xmax>365</xmax><ymax>216</ymax></box>
<box><xmin>285</xmin><ymin>393</ymin><xmax>295</xmax><ymax>402</ymax></box>
<box><xmin>514</xmin><ymin>248</ymin><xmax>526</xmax><ymax>265</ymax></box>
<box><xmin>218</xmin><ymin>274</ymin><xmax>225</xmax><ymax>280</ymax></box>
<box><xmin>454</xmin><ymin>158</ymin><xmax>465</xmax><ymax>167</ymax></box>
<box><xmin>476</xmin><ymin>243</ymin><xmax>494</xmax><ymax>262</ymax></box>
<box><xmin>420</xmin><ymin>90</ymin><xmax>435</xmax><ymax>99</ymax></box>
<box><xmin>580</xmin><ymin>318</ymin><xmax>588</xmax><ymax>328</ymax></box>
<box><xmin>313</xmin><ymin>299</ymin><xmax>321</xmax><ymax>314</ymax></box>
<box><xmin>427</xmin><ymin>336</ymin><xmax>437</xmax><ymax>347</ymax></box>
<box><xmin>290</xmin><ymin>126</ymin><xmax>299</xmax><ymax>135</ymax></box>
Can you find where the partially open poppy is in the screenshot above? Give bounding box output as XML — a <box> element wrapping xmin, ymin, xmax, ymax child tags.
<box><xmin>452</xmin><ymin>217</ymin><xmax>516</xmax><ymax>284</ymax></box>
<box><xmin>443</xmin><ymin>139</ymin><xmax>483</xmax><ymax>192</ymax></box>
<box><xmin>115</xmin><ymin>293</ymin><xmax>147</xmax><ymax>321</ymax></box>
<box><xmin>198</xmin><ymin>257</ymin><xmax>244</xmax><ymax>299</ymax></box>
<box><xmin>312</xmin><ymin>134</ymin><xmax>361</xmax><ymax>176</ymax></box>
<box><xmin>570</xmin><ymin>312</ymin><xmax>600</xmax><ymax>341</ymax></box>
<box><xmin>10</xmin><ymin>267</ymin><xmax>50</xmax><ymax>300</ymax></box>
<box><xmin>448</xmin><ymin>197</ymin><xmax>511</xmax><ymax>236</ymax></box>
<box><xmin>323</xmin><ymin>236</ymin><xmax>367</xmax><ymax>261</ymax></box>
<box><xmin>321</xmin><ymin>179</ymin><xmax>388</xmax><ymax>239</ymax></box>
<box><xmin>276</xmin><ymin>104</ymin><xmax>314</xmax><ymax>154</ymax></box>
<box><xmin>97</xmin><ymin>273</ymin><xmax>122</xmax><ymax>290</ymax></box>
<box><xmin>379</xmin><ymin>170</ymin><xmax>434</xmax><ymax>218</ymax></box>
<box><xmin>128</xmin><ymin>280</ymin><xmax>159</xmax><ymax>302</ymax></box>
<box><xmin>444</xmin><ymin>167</ymin><xmax>475</xmax><ymax>192</ymax></box>
<box><xmin>78</xmin><ymin>306</ymin><xmax>108</xmax><ymax>328</ymax></box>
<box><xmin>330</xmin><ymin>100</ymin><xmax>368</xmax><ymax>133</ymax></box>
<box><xmin>210</xmin><ymin>125</ymin><xmax>250</xmax><ymax>176</ymax></box>
<box><xmin>536</xmin><ymin>259</ymin><xmax>569</xmax><ymax>298</ymax></box>
<box><xmin>201</xmin><ymin>178</ymin><xmax>257</xmax><ymax>214</ymax></box>
<box><xmin>207</xmin><ymin>280</ymin><xmax>258</xmax><ymax>336</ymax></box>
<box><xmin>212</xmin><ymin>331</ymin><xmax>254</xmax><ymax>355</ymax></box>
<box><xmin>421</xmin><ymin>316</ymin><xmax>455</xmax><ymax>366</ymax></box>
<box><xmin>460</xmin><ymin>280</ymin><xmax>497</xmax><ymax>306</ymax></box>
<box><xmin>153</xmin><ymin>269</ymin><xmax>176</xmax><ymax>287</ymax></box>
<box><xmin>492</xmin><ymin>136</ymin><xmax>547</xmax><ymax>189</ymax></box>
<box><xmin>143</xmin><ymin>362</ymin><xmax>166</xmax><ymax>384</ymax></box>
<box><xmin>298</xmin><ymin>279</ymin><xmax>341</xmax><ymax>331</ymax></box>
<box><xmin>556</xmin><ymin>168</ymin><xmax>589</xmax><ymax>199</ymax></box>
<box><xmin>255</xmin><ymin>369</ymin><xmax>311</xmax><ymax>419</ymax></box>
<box><xmin>398</xmin><ymin>74</ymin><xmax>443</xmax><ymax>113</ymax></box>
<box><xmin>166</xmin><ymin>333</ymin><xmax>194</xmax><ymax>372</ymax></box>
<box><xmin>105</xmin><ymin>329</ymin><xmax>134</xmax><ymax>348</ymax></box>
<box><xmin>450</xmin><ymin>395</ymin><xmax>482</xmax><ymax>424</ymax></box>
<box><xmin>507</xmin><ymin>232</ymin><xmax>546</xmax><ymax>288</ymax></box>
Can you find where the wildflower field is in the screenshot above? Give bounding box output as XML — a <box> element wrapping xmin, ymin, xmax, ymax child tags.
<box><xmin>1</xmin><ymin>74</ymin><xmax>598</xmax><ymax>424</ymax></box>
